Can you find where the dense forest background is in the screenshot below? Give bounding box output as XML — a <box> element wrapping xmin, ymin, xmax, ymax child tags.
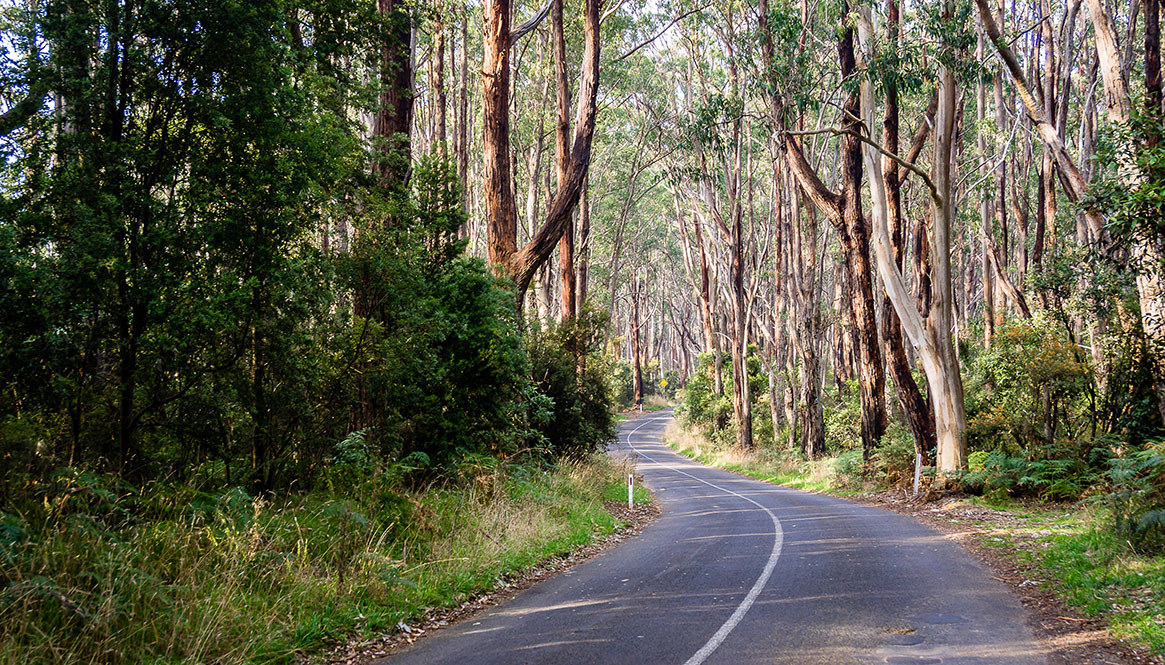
<box><xmin>1</xmin><ymin>0</ymin><xmax>1165</xmax><ymax>660</ymax></box>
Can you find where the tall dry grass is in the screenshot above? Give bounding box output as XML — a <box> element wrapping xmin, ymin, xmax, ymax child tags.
<box><xmin>0</xmin><ymin>457</ymin><xmax>627</xmax><ymax>664</ymax></box>
<box><xmin>664</xmin><ymin>420</ymin><xmax>842</xmax><ymax>492</ymax></box>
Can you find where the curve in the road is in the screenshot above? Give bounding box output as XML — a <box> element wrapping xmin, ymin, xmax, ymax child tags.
<box><xmin>624</xmin><ymin>414</ymin><xmax>783</xmax><ymax>665</ymax></box>
<box><xmin>379</xmin><ymin>409</ymin><xmax>1048</xmax><ymax>665</ymax></box>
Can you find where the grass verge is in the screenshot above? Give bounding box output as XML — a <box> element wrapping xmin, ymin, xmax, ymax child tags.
<box><xmin>1036</xmin><ymin>508</ymin><xmax>1165</xmax><ymax>653</ymax></box>
<box><xmin>665</xmin><ymin>420</ymin><xmax>837</xmax><ymax>493</ymax></box>
<box><xmin>0</xmin><ymin>455</ymin><xmax>640</xmax><ymax>665</ymax></box>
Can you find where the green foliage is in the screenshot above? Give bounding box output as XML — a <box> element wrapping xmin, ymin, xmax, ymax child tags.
<box><xmin>831</xmin><ymin>448</ymin><xmax>866</xmax><ymax>488</ymax></box>
<box><xmin>679</xmin><ymin>353</ymin><xmax>735</xmax><ymax>447</ymax></box>
<box><xmin>348</xmin><ymin>170</ymin><xmax>534</xmax><ymax>466</ymax></box>
<box><xmin>0</xmin><ymin>456</ymin><xmax>628</xmax><ymax>665</ymax></box>
<box><xmin>869</xmin><ymin>423</ymin><xmax>917</xmax><ymax>486</ymax></box>
<box><xmin>1089</xmin><ymin>105</ymin><xmax>1165</xmax><ymax>244</ymax></box>
<box><xmin>607</xmin><ymin>358</ymin><xmax>637</xmax><ymax>408</ymax></box>
<box><xmin>678</xmin><ymin>349</ymin><xmax>772</xmax><ymax>448</ymax></box>
<box><xmin>525</xmin><ymin>308</ymin><xmax>618</xmax><ymax>461</ymax></box>
<box><xmin>961</xmin><ymin>442</ymin><xmax>1109</xmax><ymax>501</ymax></box>
<box><xmin>0</xmin><ymin>0</ymin><xmax>616</xmax><ymax>512</ymax></box>
<box><xmin>965</xmin><ymin>315</ymin><xmax>1092</xmax><ymax>451</ymax></box>
<box><xmin>823</xmin><ymin>380</ymin><xmax>863</xmax><ymax>453</ymax></box>
<box><xmin>0</xmin><ymin>0</ymin><xmax>384</xmax><ymax>489</ymax></box>
<box><xmin>1107</xmin><ymin>441</ymin><xmax>1165</xmax><ymax>553</ymax></box>
<box><xmin>1041</xmin><ymin>514</ymin><xmax>1165</xmax><ymax>654</ymax></box>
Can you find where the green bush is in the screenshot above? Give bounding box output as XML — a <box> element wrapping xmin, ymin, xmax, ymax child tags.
<box><xmin>832</xmin><ymin>448</ymin><xmax>865</xmax><ymax>488</ymax></box>
<box><xmin>1107</xmin><ymin>440</ymin><xmax>1165</xmax><ymax>552</ymax></box>
<box><xmin>679</xmin><ymin>354</ymin><xmax>734</xmax><ymax>446</ymax></box>
<box><xmin>964</xmin><ymin>315</ymin><xmax>1091</xmax><ymax>452</ymax></box>
<box><xmin>525</xmin><ymin>308</ymin><xmax>618</xmax><ymax>461</ymax></box>
<box><xmin>607</xmin><ymin>359</ymin><xmax>636</xmax><ymax>408</ymax></box>
<box><xmin>869</xmin><ymin>423</ymin><xmax>916</xmax><ymax>486</ymax></box>
<box><xmin>961</xmin><ymin>443</ymin><xmax>1107</xmax><ymax>501</ymax></box>
<box><xmin>678</xmin><ymin>350</ymin><xmax>770</xmax><ymax>448</ymax></box>
<box><xmin>823</xmin><ymin>380</ymin><xmax>862</xmax><ymax>453</ymax></box>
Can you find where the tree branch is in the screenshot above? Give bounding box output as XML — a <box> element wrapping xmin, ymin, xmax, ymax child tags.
<box><xmin>0</xmin><ymin>83</ymin><xmax>48</xmax><ymax>137</ymax></box>
<box><xmin>510</xmin><ymin>0</ymin><xmax>553</xmax><ymax>46</ymax></box>
<box><xmin>614</xmin><ymin>5</ymin><xmax>710</xmax><ymax>63</ymax></box>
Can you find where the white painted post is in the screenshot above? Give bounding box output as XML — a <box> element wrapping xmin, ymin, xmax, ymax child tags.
<box><xmin>628</xmin><ymin>474</ymin><xmax>634</xmax><ymax>509</ymax></box>
<box><xmin>913</xmin><ymin>453</ymin><xmax>922</xmax><ymax>496</ymax></box>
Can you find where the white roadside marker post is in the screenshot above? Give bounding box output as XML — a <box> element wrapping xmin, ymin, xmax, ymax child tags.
<box><xmin>913</xmin><ymin>453</ymin><xmax>922</xmax><ymax>496</ymax></box>
<box><xmin>628</xmin><ymin>473</ymin><xmax>634</xmax><ymax>509</ymax></box>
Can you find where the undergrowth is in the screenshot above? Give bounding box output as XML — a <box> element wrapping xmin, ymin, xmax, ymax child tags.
<box><xmin>0</xmin><ymin>456</ymin><xmax>634</xmax><ymax>665</ymax></box>
<box><xmin>1041</xmin><ymin>519</ymin><xmax>1165</xmax><ymax>654</ymax></box>
<box><xmin>664</xmin><ymin>421</ymin><xmax>840</xmax><ymax>494</ymax></box>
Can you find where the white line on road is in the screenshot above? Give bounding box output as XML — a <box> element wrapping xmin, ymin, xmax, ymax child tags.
<box><xmin>621</xmin><ymin>413</ymin><xmax>784</xmax><ymax>665</ymax></box>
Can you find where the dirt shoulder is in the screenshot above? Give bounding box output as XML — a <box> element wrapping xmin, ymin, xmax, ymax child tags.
<box><xmin>318</xmin><ymin>498</ymin><xmax>661</xmax><ymax>664</ymax></box>
<box><xmin>857</xmin><ymin>491</ymin><xmax>1161</xmax><ymax>665</ymax></box>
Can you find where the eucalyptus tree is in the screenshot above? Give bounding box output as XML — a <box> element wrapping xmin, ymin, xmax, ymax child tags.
<box><xmin>482</xmin><ymin>0</ymin><xmax>601</xmax><ymax>296</ymax></box>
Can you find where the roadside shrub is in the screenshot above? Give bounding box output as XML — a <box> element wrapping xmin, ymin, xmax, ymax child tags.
<box><xmin>607</xmin><ymin>359</ymin><xmax>636</xmax><ymax>408</ymax></box>
<box><xmin>679</xmin><ymin>354</ymin><xmax>734</xmax><ymax>446</ymax></box>
<box><xmin>965</xmin><ymin>315</ymin><xmax>1091</xmax><ymax>452</ymax></box>
<box><xmin>679</xmin><ymin>350</ymin><xmax>770</xmax><ymax>448</ymax></box>
<box><xmin>823</xmin><ymin>380</ymin><xmax>861</xmax><ymax>453</ymax></box>
<box><xmin>962</xmin><ymin>442</ymin><xmax>1107</xmax><ymax>501</ymax></box>
<box><xmin>525</xmin><ymin>308</ymin><xmax>617</xmax><ymax>461</ymax></box>
<box><xmin>832</xmin><ymin>448</ymin><xmax>865</xmax><ymax>488</ymax></box>
<box><xmin>1107</xmin><ymin>440</ymin><xmax>1165</xmax><ymax>552</ymax></box>
<box><xmin>869</xmin><ymin>423</ymin><xmax>916</xmax><ymax>487</ymax></box>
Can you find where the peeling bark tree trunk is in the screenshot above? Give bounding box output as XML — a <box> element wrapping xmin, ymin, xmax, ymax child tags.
<box><xmin>372</xmin><ymin>0</ymin><xmax>413</xmax><ymax>192</ymax></box>
<box><xmin>632</xmin><ymin>276</ymin><xmax>645</xmax><ymax>408</ymax></box>
<box><xmin>977</xmin><ymin>32</ymin><xmax>996</xmax><ymax>347</ymax></box>
<box><xmin>858</xmin><ymin>10</ymin><xmax>967</xmax><ymax>476</ymax></box>
<box><xmin>928</xmin><ymin>61</ymin><xmax>969</xmax><ymax>475</ymax></box>
<box><xmin>576</xmin><ymin>175</ymin><xmax>590</xmax><ymax>306</ymax></box>
<box><xmin>553</xmin><ymin>0</ymin><xmax>576</xmax><ymax>321</ymax></box>
<box><xmin>433</xmin><ymin>0</ymin><xmax>447</xmax><ymax>154</ymax></box>
<box><xmin>483</xmin><ymin>0</ymin><xmax>601</xmax><ymax>297</ymax></box>
<box><xmin>882</xmin><ymin>0</ymin><xmax>936</xmax><ymax>464</ymax></box>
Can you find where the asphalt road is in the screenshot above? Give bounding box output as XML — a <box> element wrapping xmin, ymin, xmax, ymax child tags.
<box><xmin>379</xmin><ymin>409</ymin><xmax>1047</xmax><ymax>665</ymax></box>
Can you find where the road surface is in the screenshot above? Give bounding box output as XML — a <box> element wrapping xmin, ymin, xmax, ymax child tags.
<box><xmin>379</xmin><ymin>409</ymin><xmax>1047</xmax><ymax>665</ymax></box>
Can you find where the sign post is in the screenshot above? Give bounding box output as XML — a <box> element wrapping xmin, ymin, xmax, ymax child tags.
<box><xmin>628</xmin><ymin>473</ymin><xmax>634</xmax><ymax>509</ymax></box>
<box><xmin>913</xmin><ymin>453</ymin><xmax>922</xmax><ymax>496</ymax></box>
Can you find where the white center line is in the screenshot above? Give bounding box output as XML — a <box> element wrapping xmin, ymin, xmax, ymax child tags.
<box><xmin>621</xmin><ymin>413</ymin><xmax>784</xmax><ymax>665</ymax></box>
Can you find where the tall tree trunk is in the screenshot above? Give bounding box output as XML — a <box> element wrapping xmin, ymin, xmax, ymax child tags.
<box><xmin>632</xmin><ymin>277</ymin><xmax>644</xmax><ymax>407</ymax></box>
<box><xmin>927</xmin><ymin>56</ymin><xmax>969</xmax><ymax>475</ymax></box>
<box><xmin>837</xmin><ymin>3</ymin><xmax>886</xmax><ymax>460</ymax></box>
<box><xmin>1143</xmin><ymin>0</ymin><xmax>1165</xmax><ymax>421</ymax></box>
<box><xmin>355</xmin><ymin>0</ymin><xmax>414</xmax><ymax>434</ymax></box>
<box><xmin>553</xmin><ymin>0</ymin><xmax>576</xmax><ymax>320</ymax></box>
<box><xmin>373</xmin><ymin>0</ymin><xmax>413</xmax><ymax>191</ymax></box>
<box><xmin>576</xmin><ymin>174</ymin><xmax>590</xmax><ymax>306</ymax></box>
<box><xmin>483</xmin><ymin>0</ymin><xmax>601</xmax><ymax>296</ymax></box>
<box><xmin>433</xmin><ymin>0</ymin><xmax>447</xmax><ymax>155</ymax></box>
<box><xmin>882</xmin><ymin>0</ymin><xmax>936</xmax><ymax>463</ymax></box>
<box><xmin>977</xmin><ymin>32</ymin><xmax>996</xmax><ymax>347</ymax></box>
<box><xmin>458</xmin><ymin>1</ymin><xmax>469</xmax><ymax>205</ymax></box>
<box><xmin>858</xmin><ymin>10</ymin><xmax>967</xmax><ymax>475</ymax></box>
<box><xmin>760</xmin><ymin>0</ymin><xmax>827</xmax><ymax>458</ymax></box>
<box><xmin>1085</xmin><ymin>0</ymin><xmax>1165</xmax><ymax>421</ymax></box>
